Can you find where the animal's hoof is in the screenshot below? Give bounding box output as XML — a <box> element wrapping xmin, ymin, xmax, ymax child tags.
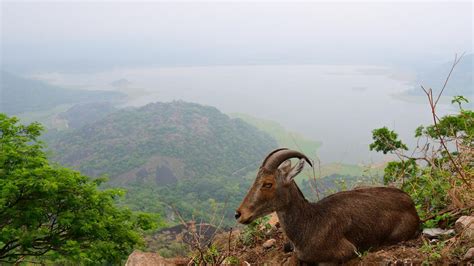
<box><xmin>284</xmin><ymin>242</ymin><xmax>294</xmax><ymax>253</ymax></box>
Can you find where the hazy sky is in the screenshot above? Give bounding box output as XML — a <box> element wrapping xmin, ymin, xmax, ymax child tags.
<box><xmin>1</xmin><ymin>1</ymin><xmax>473</xmax><ymax>71</ymax></box>
<box><xmin>1</xmin><ymin>1</ymin><xmax>472</xmax><ymax>164</ymax></box>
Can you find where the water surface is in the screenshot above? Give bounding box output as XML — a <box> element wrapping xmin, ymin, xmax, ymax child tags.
<box><xmin>32</xmin><ymin>65</ymin><xmax>455</xmax><ymax>164</ymax></box>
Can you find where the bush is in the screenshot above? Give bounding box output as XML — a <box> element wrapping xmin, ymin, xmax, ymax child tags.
<box><xmin>370</xmin><ymin>96</ymin><xmax>473</xmax><ymax>226</ymax></box>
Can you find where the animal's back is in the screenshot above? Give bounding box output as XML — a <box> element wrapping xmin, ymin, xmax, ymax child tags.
<box><xmin>313</xmin><ymin>187</ymin><xmax>420</xmax><ymax>250</ymax></box>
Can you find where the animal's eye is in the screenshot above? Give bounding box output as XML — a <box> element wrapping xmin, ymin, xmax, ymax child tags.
<box><xmin>262</xmin><ymin>183</ymin><xmax>273</xmax><ymax>189</ymax></box>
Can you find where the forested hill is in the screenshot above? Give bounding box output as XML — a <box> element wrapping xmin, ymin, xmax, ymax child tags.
<box><xmin>48</xmin><ymin>101</ymin><xmax>277</xmax><ymax>185</ymax></box>
<box><xmin>0</xmin><ymin>71</ymin><xmax>125</xmax><ymax>115</ymax></box>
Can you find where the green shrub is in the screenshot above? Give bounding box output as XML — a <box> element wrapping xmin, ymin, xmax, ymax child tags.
<box><xmin>239</xmin><ymin>216</ymin><xmax>271</xmax><ymax>246</ymax></box>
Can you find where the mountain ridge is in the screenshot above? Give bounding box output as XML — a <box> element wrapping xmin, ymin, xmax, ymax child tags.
<box><xmin>0</xmin><ymin>71</ymin><xmax>125</xmax><ymax>115</ymax></box>
<box><xmin>48</xmin><ymin>101</ymin><xmax>277</xmax><ymax>183</ymax></box>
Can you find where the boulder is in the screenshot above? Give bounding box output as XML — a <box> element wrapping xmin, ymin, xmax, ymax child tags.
<box><xmin>455</xmin><ymin>216</ymin><xmax>474</xmax><ymax>239</ymax></box>
<box><xmin>126</xmin><ymin>251</ymin><xmax>188</xmax><ymax>266</ymax></box>
<box><xmin>263</xmin><ymin>238</ymin><xmax>277</xmax><ymax>249</ymax></box>
<box><xmin>463</xmin><ymin>247</ymin><xmax>474</xmax><ymax>261</ymax></box>
<box><xmin>422</xmin><ymin>228</ymin><xmax>455</xmax><ymax>239</ymax></box>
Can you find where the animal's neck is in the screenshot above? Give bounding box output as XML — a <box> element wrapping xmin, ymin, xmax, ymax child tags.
<box><xmin>276</xmin><ymin>182</ymin><xmax>317</xmax><ymax>249</ymax></box>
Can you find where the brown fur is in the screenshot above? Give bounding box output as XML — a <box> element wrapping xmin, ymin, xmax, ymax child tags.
<box><xmin>236</xmin><ymin>159</ymin><xmax>420</xmax><ymax>264</ymax></box>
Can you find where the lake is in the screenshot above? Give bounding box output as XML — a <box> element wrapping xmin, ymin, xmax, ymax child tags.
<box><xmin>31</xmin><ymin>64</ymin><xmax>457</xmax><ymax>164</ymax></box>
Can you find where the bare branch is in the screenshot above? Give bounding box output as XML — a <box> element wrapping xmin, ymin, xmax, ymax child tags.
<box><xmin>435</xmin><ymin>52</ymin><xmax>465</xmax><ymax>106</ymax></box>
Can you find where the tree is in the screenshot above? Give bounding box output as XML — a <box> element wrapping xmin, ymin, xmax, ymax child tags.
<box><xmin>369</xmin><ymin>127</ymin><xmax>408</xmax><ymax>154</ymax></box>
<box><xmin>0</xmin><ymin>114</ymin><xmax>158</xmax><ymax>264</ymax></box>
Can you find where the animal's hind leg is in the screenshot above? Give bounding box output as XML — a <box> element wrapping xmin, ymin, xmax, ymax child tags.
<box><xmin>387</xmin><ymin>214</ymin><xmax>419</xmax><ymax>243</ymax></box>
<box><xmin>292</xmin><ymin>238</ymin><xmax>357</xmax><ymax>265</ymax></box>
<box><xmin>301</xmin><ymin>237</ymin><xmax>356</xmax><ymax>264</ymax></box>
<box><xmin>335</xmin><ymin>237</ymin><xmax>359</xmax><ymax>262</ymax></box>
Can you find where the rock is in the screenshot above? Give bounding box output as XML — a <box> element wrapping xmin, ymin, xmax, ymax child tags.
<box><xmin>126</xmin><ymin>251</ymin><xmax>166</xmax><ymax>266</ymax></box>
<box><xmin>263</xmin><ymin>238</ymin><xmax>277</xmax><ymax>249</ymax></box>
<box><xmin>268</xmin><ymin>212</ymin><xmax>279</xmax><ymax>227</ymax></box>
<box><xmin>464</xmin><ymin>247</ymin><xmax>474</xmax><ymax>261</ymax></box>
<box><xmin>455</xmin><ymin>216</ymin><xmax>474</xmax><ymax>238</ymax></box>
<box><xmin>422</xmin><ymin>228</ymin><xmax>455</xmax><ymax>239</ymax></box>
<box><xmin>125</xmin><ymin>251</ymin><xmax>188</xmax><ymax>266</ymax></box>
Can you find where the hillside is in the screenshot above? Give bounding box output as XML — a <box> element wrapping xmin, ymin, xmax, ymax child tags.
<box><xmin>230</xmin><ymin>113</ymin><xmax>321</xmax><ymax>156</ymax></box>
<box><xmin>49</xmin><ymin>101</ymin><xmax>276</xmax><ymax>183</ymax></box>
<box><xmin>0</xmin><ymin>71</ymin><xmax>125</xmax><ymax>115</ymax></box>
<box><xmin>57</xmin><ymin>102</ymin><xmax>118</xmax><ymax>130</ymax></box>
<box><xmin>406</xmin><ymin>54</ymin><xmax>473</xmax><ymax>97</ymax></box>
<box><xmin>230</xmin><ymin>113</ymin><xmax>382</xmax><ymax>188</ymax></box>
<box><xmin>46</xmin><ymin>101</ymin><xmax>277</xmax><ymax>224</ymax></box>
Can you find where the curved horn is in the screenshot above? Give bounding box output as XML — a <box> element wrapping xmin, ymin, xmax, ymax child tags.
<box><xmin>261</xmin><ymin>148</ymin><xmax>313</xmax><ymax>171</ymax></box>
<box><xmin>260</xmin><ymin>148</ymin><xmax>289</xmax><ymax>168</ymax></box>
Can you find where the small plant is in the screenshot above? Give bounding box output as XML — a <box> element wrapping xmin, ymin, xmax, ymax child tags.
<box><xmin>199</xmin><ymin>244</ymin><xmax>220</xmax><ymax>264</ymax></box>
<box><xmin>240</xmin><ymin>216</ymin><xmax>271</xmax><ymax>246</ymax></box>
<box><xmin>157</xmin><ymin>242</ymin><xmax>188</xmax><ymax>258</ymax></box>
<box><xmin>170</xmin><ymin>206</ymin><xmax>238</xmax><ymax>265</ymax></box>
<box><xmin>423</xmin><ymin>213</ymin><xmax>454</xmax><ymax>229</ymax></box>
<box><xmin>354</xmin><ymin>248</ymin><xmax>371</xmax><ymax>259</ymax></box>
<box><xmin>224</xmin><ymin>255</ymin><xmax>240</xmax><ymax>264</ymax></box>
<box><xmin>420</xmin><ymin>239</ymin><xmax>445</xmax><ymax>264</ymax></box>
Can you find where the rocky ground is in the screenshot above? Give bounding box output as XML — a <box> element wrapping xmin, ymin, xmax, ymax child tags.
<box><xmin>221</xmin><ymin>213</ymin><xmax>473</xmax><ymax>265</ymax></box>
<box><xmin>127</xmin><ymin>213</ymin><xmax>474</xmax><ymax>265</ymax></box>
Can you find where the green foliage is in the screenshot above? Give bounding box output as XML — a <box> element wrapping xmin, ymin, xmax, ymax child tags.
<box><xmin>201</xmin><ymin>244</ymin><xmax>220</xmax><ymax>264</ymax></box>
<box><xmin>405</xmin><ymin>169</ymin><xmax>452</xmax><ymax>225</ymax></box>
<box><xmin>420</xmin><ymin>239</ymin><xmax>446</xmax><ymax>264</ymax></box>
<box><xmin>354</xmin><ymin>248</ymin><xmax>371</xmax><ymax>259</ymax></box>
<box><xmin>413</xmin><ymin>98</ymin><xmax>473</xmax><ymax>155</ymax></box>
<box><xmin>423</xmin><ymin>213</ymin><xmax>453</xmax><ymax>229</ymax></box>
<box><xmin>49</xmin><ymin>101</ymin><xmax>277</xmax><ymax>181</ymax></box>
<box><xmin>383</xmin><ymin>159</ymin><xmax>418</xmax><ymax>184</ymax></box>
<box><xmin>369</xmin><ymin>127</ymin><xmax>408</xmax><ymax>154</ymax></box>
<box><xmin>47</xmin><ymin>102</ymin><xmax>277</xmax><ymax>225</ymax></box>
<box><xmin>225</xmin><ymin>256</ymin><xmax>240</xmax><ymax>264</ymax></box>
<box><xmin>190</xmin><ymin>242</ymin><xmax>236</xmax><ymax>265</ymax></box>
<box><xmin>157</xmin><ymin>242</ymin><xmax>188</xmax><ymax>258</ymax></box>
<box><xmin>119</xmin><ymin>171</ymin><xmax>252</xmax><ymax>226</ymax></box>
<box><xmin>420</xmin><ymin>109</ymin><xmax>473</xmax><ymax>145</ymax></box>
<box><xmin>239</xmin><ymin>216</ymin><xmax>271</xmax><ymax>246</ymax></box>
<box><xmin>451</xmin><ymin>95</ymin><xmax>469</xmax><ymax>110</ymax></box>
<box><xmin>0</xmin><ymin>114</ymin><xmax>160</xmax><ymax>263</ymax></box>
<box><xmin>58</xmin><ymin>102</ymin><xmax>118</xmax><ymax>130</ymax></box>
<box><xmin>370</xmin><ymin>96</ymin><xmax>473</xmax><ymax>227</ymax></box>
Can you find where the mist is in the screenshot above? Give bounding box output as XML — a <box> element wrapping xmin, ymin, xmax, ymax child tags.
<box><xmin>1</xmin><ymin>1</ymin><xmax>473</xmax><ymax>164</ymax></box>
<box><xmin>2</xmin><ymin>1</ymin><xmax>472</xmax><ymax>71</ymax></box>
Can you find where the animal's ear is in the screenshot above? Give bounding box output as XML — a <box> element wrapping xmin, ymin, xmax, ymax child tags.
<box><xmin>278</xmin><ymin>160</ymin><xmax>292</xmax><ymax>175</ymax></box>
<box><xmin>284</xmin><ymin>159</ymin><xmax>305</xmax><ymax>184</ymax></box>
